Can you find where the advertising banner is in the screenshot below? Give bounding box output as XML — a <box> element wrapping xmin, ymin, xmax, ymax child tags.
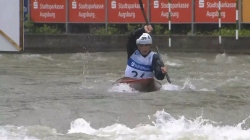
<box><xmin>195</xmin><ymin>0</ymin><xmax>236</xmax><ymax>23</ymax></box>
<box><xmin>30</xmin><ymin>0</ymin><xmax>66</xmax><ymax>22</ymax></box>
<box><xmin>242</xmin><ymin>0</ymin><xmax>250</xmax><ymax>22</ymax></box>
<box><xmin>151</xmin><ymin>0</ymin><xmax>192</xmax><ymax>23</ymax></box>
<box><xmin>69</xmin><ymin>0</ymin><xmax>106</xmax><ymax>23</ymax></box>
<box><xmin>108</xmin><ymin>0</ymin><xmax>148</xmax><ymax>23</ymax></box>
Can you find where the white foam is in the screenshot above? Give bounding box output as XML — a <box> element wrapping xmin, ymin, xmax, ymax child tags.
<box><xmin>94</xmin><ymin>56</ymin><xmax>107</xmax><ymax>62</ymax></box>
<box><xmin>67</xmin><ymin>110</ymin><xmax>250</xmax><ymax>140</ymax></box>
<box><xmin>194</xmin><ymin>58</ymin><xmax>207</xmax><ymax>63</ymax></box>
<box><xmin>68</xmin><ymin>119</ymin><xmax>96</xmax><ymax>134</ymax></box>
<box><xmin>162</xmin><ymin>78</ymin><xmax>216</xmax><ymax>92</ymax></box>
<box><xmin>108</xmin><ymin>83</ymin><xmax>139</xmax><ymax>93</ymax></box>
<box><xmin>182</xmin><ymin>78</ymin><xmax>197</xmax><ymax>90</ymax></box>
<box><xmin>20</xmin><ymin>54</ymin><xmax>41</xmax><ymax>60</ymax></box>
<box><xmin>200</xmin><ymin>88</ymin><xmax>215</xmax><ymax>91</ymax></box>
<box><xmin>1</xmin><ymin>111</ymin><xmax>250</xmax><ymax>140</ymax></box>
<box><xmin>0</xmin><ymin>125</ymin><xmax>41</xmax><ymax>140</ymax></box>
<box><xmin>166</xmin><ymin>61</ymin><xmax>182</xmax><ymax>67</ymax></box>
<box><xmin>19</xmin><ymin>54</ymin><xmax>53</xmax><ymax>61</ymax></box>
<box><xmin>215</xmin><ymin>53</ymin><xmax>237</xmax><ymax>64</ymax></box>
<box><xmin>69</xmin><ymin>53</ymin><xmax>90</xmax><ymax>60</ymax></box>
<box><xmin>161</xmin><ymin>83</ymin><xmax>182</xmax><ymax>91</ymax></box>
<box><xmin>79</xmin><ymin>84</ymin><xmax>94</xmax><ymax>89</ymax></box>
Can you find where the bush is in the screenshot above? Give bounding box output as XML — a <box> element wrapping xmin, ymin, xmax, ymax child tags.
<box><xmin>35</xmin><ymin>24</ymin><xmax>62</xmax><ymax>34</ymax></box>
<box><xmin>194</xmin><ymin>27</ymin><xmax>250</xmax><ymax>36</ymax></box>
<box><xmin>24</xmin><ymin>14</ymin><xmax>63</xmax><ymax>34</ymax></box>
<box><xmin>90</xmin><ymin>24</ymin><xmax>144</xmax><ymax>35</ymax></box>
<box><xmin>24</xmin><ymin>14</ymin><xmax>35</xmax><ymax>33</ymax></box>
<box><xmin>90</xmin><ymin>24</ymin><xmax>122</xmax><ymax>35</ymax></box>
<box><xmin>127</xmin><ymin>24</ymin><xmax>142</xmax><ymax>34</ymax></box>
<box><xmin>91</xmin><ymin>24</ymin><xmax>172</xmax><ymax>35</ymax></box>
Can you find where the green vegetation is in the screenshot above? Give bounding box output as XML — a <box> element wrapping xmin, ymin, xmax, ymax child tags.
<box><xmin>86</xmin><ymin>24</ymin><xmax>250</xmax><ymax>36</ymax></box>
<box><xmin>90</xmin><ymin>24</ymin><xmax>143</xmax><ymax>35</ymax></box>
<box><xmin>154</xmin><ymin>24</ymin><xmax>170</xmax><ymax>35</ymax></box>
<box><xmin>90</xmin><ymin>24</ymin><xmax>122</xmax><ymax>35</ymax></box>
<box><xmin>126</xmin><ymin>24</ymin><xmax>142</xmax><ymax>34</ymax></box>
<box><xmin>23</xmin><ymin>15</ymin><xmax>250</xmax><ymax>36</ymax></box>
<box><xmin>212</xmin><ymin>28</ymin><xmax>250</xmax><ymax>36</ymax></box>
<box><xmin>195</xmin><ymin>27</ymin><xmax>250</xmax><ymax>36</ymax></box>
<box><xmin>35</xmin><ymin>24</ymin><xmax>62</xmax><ymax>34</ymax></box>
<box><xmin>24</xmin><ymin>14</ymin><xmax>62</xmax><ymax>34</ymax></box>
<box><xmin>89</xmin><ymin>24</ymin><xmax>170</xmax><ymax>35</ymax></box>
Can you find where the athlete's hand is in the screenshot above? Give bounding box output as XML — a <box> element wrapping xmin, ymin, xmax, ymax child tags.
<box><xmin>144</xmin><ymin>25</ymin><xmax>153</xmax><ymax>33</ymax></box>
<box><xmin>161</xmin><ymin>67</ymin><xmax>167</xmax><ymax>74</ymax></box>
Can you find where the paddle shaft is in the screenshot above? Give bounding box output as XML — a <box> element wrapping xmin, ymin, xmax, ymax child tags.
<box><xmin>138</xmin><ymin>0</ymin><xmax>172</xmax><ymax>84</ymax></box>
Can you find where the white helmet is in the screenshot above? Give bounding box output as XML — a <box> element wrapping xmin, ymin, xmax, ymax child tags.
<box><xmin>136</xmin><ymin>33</ymin><xmax>152</xmax><ymax>45</ymax></box>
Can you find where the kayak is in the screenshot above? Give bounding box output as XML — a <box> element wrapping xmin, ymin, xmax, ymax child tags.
<box><xmin>113</xmin><ymin>77</ymin><xmax>162</xmax><ymax>92</ymax></box>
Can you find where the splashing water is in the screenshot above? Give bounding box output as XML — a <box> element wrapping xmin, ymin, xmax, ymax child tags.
<box><xmin>215</xmin><ymin>53</ymin><xmax>227</xmax><ymax>63</ymax></box>
<box><xmin>0</xmin><ymin>111</ymin><xmax>250</xmax><ymax>139</ymax></box>
<box><xmin>0</xmin><ymin>125</ymin><xmax>58</xmax><ymax>140</ymax></box>
<box><xmin>166</xmin><ymin>61</ymin><xmax>183</xmax><ymax>67</ymax></box>
<box><xmin>67</xmin><ymin>110</ymin><xmax>250</xmax><ymax>140</ymax></box>
<box><xmin>161</xmin><ymin>83</ymin><xmax>182</xmax><ymax>91</ymax></box>
<box><xmin>162</xmin><ymin>78</ymin><xmax>216</xmax><ymax>92</ymax></box>
<box><xmin>182</xmin><ymin>78</ymin><xmax>197</xmax><ymax>91</ymax></box>
<box><xmin>162</xmin><ymin>78</ymin><xmax>197</xmax><ymax>91</ymax></box>
<box><xmin>108</xmin><ymin>83</ymin><xmax>139</xmax><ymax>93</ymax></box>
<box><xmin>215</xmin><ymin>53</ymin><xmax>237</xmax><ymax>64</ymax></box>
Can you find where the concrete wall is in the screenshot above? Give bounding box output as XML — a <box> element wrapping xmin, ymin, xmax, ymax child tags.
<box><xmin>24</xmin><ymin>34</ymin><xmax>250</xmax><ymax>54</ymax></box>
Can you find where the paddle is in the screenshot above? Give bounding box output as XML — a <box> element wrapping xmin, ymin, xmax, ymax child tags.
<box><xmin>138</xmin><ymin>0</ymin><xmax>172</xmax><ymax>84</ymax></box>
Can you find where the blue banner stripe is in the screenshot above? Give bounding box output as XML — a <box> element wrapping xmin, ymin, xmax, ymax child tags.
<box><xmin>24</xmin><ymin>0</ymin><xmax>28</xmax><ymax>21</ymax></box>
<box><xmin>128</xmin><ymin>58</ymin><xmax>153</xmax><ymax>72</ymax></box>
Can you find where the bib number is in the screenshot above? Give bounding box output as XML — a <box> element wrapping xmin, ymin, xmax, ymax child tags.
<box><xmin>132</xmin><ymin>71</ymin><xmax>145</xmax><ymax>78</ymax></box>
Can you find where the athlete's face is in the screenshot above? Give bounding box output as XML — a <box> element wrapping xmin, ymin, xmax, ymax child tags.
<box><xmin>138</xmin><ymin>44</ymin><xmax>151</xmax><ymax>55</ymax></box>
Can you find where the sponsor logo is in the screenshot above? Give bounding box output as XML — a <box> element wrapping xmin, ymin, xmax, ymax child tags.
<box><xmin>128</xmin><ymin>58</ymin><xmax>152</xmax><ymax>72</ymax></box>
<box><xmin>199</xmin><ymin>0</ymin><xmax>204</xmax><ymax>8</ymax></box>
<box><xmin>72</xmin><ymin>0</ymin><xmax>77</xmax><ymax>9</ymax></box>
<box><xmin>111</xmin><ymin>0</ymin><xmax>116</xmax><ymax>9</ymax></box>
<box><xmin>154</xmin><ymin>0</ymin><xmax>159</xmax><ymax>8</ymax></box>
<box><xmin>34</xmin><ymin>0</ymin><xmax>38</xmax><ymax>9</ymax></box>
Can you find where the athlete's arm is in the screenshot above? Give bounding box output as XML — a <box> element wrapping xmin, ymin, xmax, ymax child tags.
<box><xmin>126</xmin><ymin>28</ymin><xmax>145</xmax><ymax>59</ymax></box>
<box><xmin>152</xmin><ymin>54</ymin><xmax>166</xmax><ymax>80</ymax></box>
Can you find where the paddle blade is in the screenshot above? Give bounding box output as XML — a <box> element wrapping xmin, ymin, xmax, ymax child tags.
<box><xmin>166</xmin><ymin>73</ymin><xmax>172</xmax><ymax>84</ymax></box>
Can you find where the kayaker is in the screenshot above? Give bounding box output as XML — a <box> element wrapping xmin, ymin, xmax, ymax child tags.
<box><xmin>125</xmin><ymin>25</ymin><xmax>167</xmax><ymax>80</ymax></box>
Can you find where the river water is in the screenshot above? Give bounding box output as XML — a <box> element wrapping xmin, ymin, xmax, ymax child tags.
<box><xmin>0</xmin><ymin>52</ymin><xmax>250</xmax><ymax>140</ymax></box>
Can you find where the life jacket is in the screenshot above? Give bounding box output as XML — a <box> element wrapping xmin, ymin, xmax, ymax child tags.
<box><xmin>125</xmin><ymin>50</ymin><xmax>155</xmax><ymax>78</ymax></box>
